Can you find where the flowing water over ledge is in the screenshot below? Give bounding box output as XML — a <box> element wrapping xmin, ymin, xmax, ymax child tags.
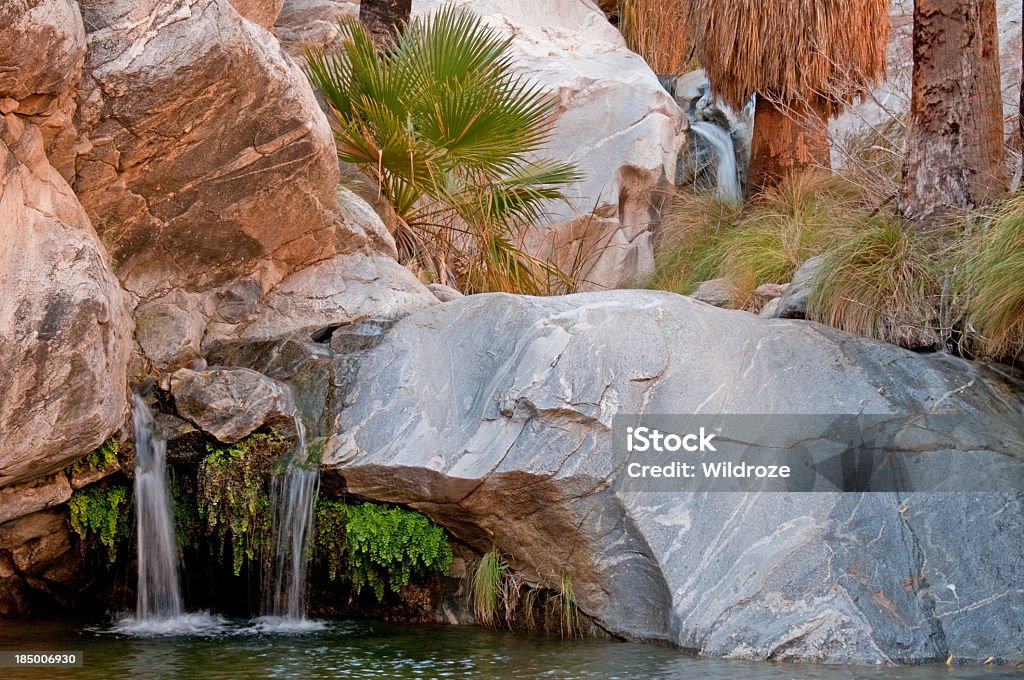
<box><xmin>0</xmin><ymin>619</ymin><xmax>1019</xmax><ymax>680</ymax></box>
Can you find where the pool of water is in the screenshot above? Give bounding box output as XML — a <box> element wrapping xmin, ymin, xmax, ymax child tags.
<box><xmin>0</xmin><ymin>618</ymin><xmax>1019</xmax><ymax>679</ymax></box>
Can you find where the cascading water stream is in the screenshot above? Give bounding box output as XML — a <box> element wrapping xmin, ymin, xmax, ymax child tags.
<box><xmin>263</xmin><ymin>414</ymin><xmax>321</xmax><ymax>623</ymax></box>
<box><xmin>690</xmin><ymin>121</ymin><xmax>743</xmax><ymax>201</ymax></box>
<box><xmin>130</xmin><ymin>392</ymin><xmax>184</xmax><ymax>621</ymax></box>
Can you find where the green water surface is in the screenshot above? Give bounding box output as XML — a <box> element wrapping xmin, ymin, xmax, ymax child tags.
<box><xmin>0</xmin><ymin>618</ymin><xmax>1019</xmax><ymax>679</ymax></box>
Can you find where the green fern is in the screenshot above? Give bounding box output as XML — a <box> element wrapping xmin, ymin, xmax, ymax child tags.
<box><xmin>322</xmin><ymin>501</ymin><xmax>452</xmax><ymax>601</ymax></box>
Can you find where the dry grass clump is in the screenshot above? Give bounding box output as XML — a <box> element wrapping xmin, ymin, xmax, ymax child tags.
<box><xmin>959</xmin><ymin>195</ymin><xmax>1024</xmax><ymax>361</ymax></box>
<box><xmin>649</xmin><ymin>174</ymin><xmax>864</xmax><ymax>309</ymax></box>
<box><xmin>688</xmin><ymin>0</ymin><xmax>889</xmax><ymax>113</ymax></box>
<box><xmin>807</xmin><ymin>217</ymin><xmax>944</xmax><ymax>349</ymax></box>
<box><xmin>617</xmin><ymin>0</ymin><xmax>693</xmax><ymax>76</ymax></box>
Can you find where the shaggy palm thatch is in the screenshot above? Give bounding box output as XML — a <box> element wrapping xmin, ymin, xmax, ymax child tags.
<box><xmin>688</xmin><ymin>0</ymin><xmax>890</xmax><ymax>112</ymax></box>
<box><xmin>618</xmin><ymin>0</ymin><xmax>693</xmax><ymax>76</ymax></box>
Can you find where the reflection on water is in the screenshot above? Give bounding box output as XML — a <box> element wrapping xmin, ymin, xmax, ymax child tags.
<box><xmin>0</xmin><ymin>619</ymin><xmax>1020</xmax><ymax>680</ymax></box>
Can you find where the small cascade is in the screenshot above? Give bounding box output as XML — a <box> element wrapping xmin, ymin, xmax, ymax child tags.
<box><xmin>690</xmin><ymin>121</ymin><xmax>743</xmax><ymax>201</ymax></box>
<box><xmin>263</xmin><ymin>414</ymin><xmax>321</xmax><ymax>622</ymax></box>
<box><xmin>130</xmin><ymin>392</ymin><xmax>184</xmax><ymax>621</ymax></box>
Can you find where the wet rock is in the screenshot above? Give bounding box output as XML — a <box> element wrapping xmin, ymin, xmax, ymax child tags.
<box><xmin>325</xmin><ymin>290</ymin><xmax>1024</xmax><ymax>663</ymax></box>
<box><xmin>170</xmin><ymin>367</ymin><xmax>297</xmax><ymax>443</ymax></box>
<box><xmin>0</xmin><ymin>115</ymin><xmax>131</xmax><ymax>488</ymax></box>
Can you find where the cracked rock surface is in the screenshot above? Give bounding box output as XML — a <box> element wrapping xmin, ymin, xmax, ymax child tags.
<box><xmin>324</xmin><ymin>290</ymin><xmax>1024</xmax><ymax>663</ymax></box>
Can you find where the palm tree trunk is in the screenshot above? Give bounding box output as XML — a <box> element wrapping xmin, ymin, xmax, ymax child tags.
<box><xmin>359</xmin><ymin>0</ymin><xmax>412</xmax><ymax>46</ymax></box>
<box><xmin>899</xmin><ymin>0</ymin><xmax>1005</xmax><ymax>220</ymax></box>
<box><xmin>747</xmin><ymin>96</ymin><xmax>831</xmax><ymax>194</ymax></box>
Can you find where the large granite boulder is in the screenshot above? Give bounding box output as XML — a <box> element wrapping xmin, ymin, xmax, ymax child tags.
<box><xmin>72</xmin><ymin>0</ymin><xmax>434</xmax><ymax>368</ymax></box>
<box><xmin>406</xmin><ymin>0</ymin><xmax>685</xmax><ymax>290</ymax></box>
<box><xmin>73</xmin><ymin>0</ymin><xmax>364</xmax><ymax>299</ymax></box>
<box><xmin>229</xmin><ymin>0</ymin><xmax>285</xmax><ymax>28</ymax></box>
<box><xmin>0</xmin><ymin>0</ymin><xmax>86</xmax><ymax>179</ymax></box>
<box><xmin>324</xmin><ymin>290</ymin><xmax>1024</xmax><ymax>663</ymax></box>
<box><xmin>0</xmin><ymin>114</ymin><xmax>131</xmax><ymax>488</ymax></box>
<box><xmin>274</xmin><ymin>0</ymin><xmax>359</xmax><ymax>56</ymax></box>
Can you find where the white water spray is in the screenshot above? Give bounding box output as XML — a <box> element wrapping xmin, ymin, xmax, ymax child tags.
<box><xmin>263</xmin><ymin>415</ymin><xmax>320</xmax><ymax>621</ymax></box>
<box><xmin>130</xmin><ymin>392</ymin><xmax>184</xmax><ymax>621</ymax></box>
<box><xmin>690</xmin><ymin>121</ymin><xmax>743</xmax><ymax>201</ymax></box>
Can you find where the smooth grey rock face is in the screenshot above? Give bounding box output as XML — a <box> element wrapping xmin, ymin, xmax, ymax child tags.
<box><xmin>170</xmin><ymin>367</ymin><xmax>297</xmax><ymax>443</ymax></box>
<box><xmin>324</xmin><ymin>290</ymin><xmax>1024</xmax><ymax>663</ymax></box>
<box><xmin>690</xmin><ymin>277</ymin><xmax>734</xmax><ymax>308</ymax></box>
<box><xmin>776</xmin><ymin>254</ymin><xmax>825</xmax><ymax>319</ymax></box>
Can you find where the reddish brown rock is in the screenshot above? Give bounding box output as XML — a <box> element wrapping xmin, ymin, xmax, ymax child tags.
<box><xmin>0</xmin><ymin>0</ymin><xmax>86</xmax><ymax>180</ymax></box>
<box><xmin>73</xmin><ymin>0</ymin><xmax>370</xmax><ymax>300</ymax></box>
<box><xmin>229</xmin><ymin>0</ymin><xmax>285</xmax><ymax>28</ymax></box>
<box><xmin>0</xmin><ymin>115</ymin><xmax>131</xmax><ymax>488</ymax></box>
<box><xmin>0</xmin><ymin>475</ymin><xmax>72</xmax><ymax>526</ymax></box>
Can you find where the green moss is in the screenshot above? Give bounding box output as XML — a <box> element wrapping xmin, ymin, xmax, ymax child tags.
<box><xmin>65</xmin><ymin>438</ymin><xmax>120</xmax><ymax>478</ymax></box>
<box><xmin>197</xmin><ymin>432</ymin><xmax>288</xmax><ymax>576</ymax></box>
<box><xmin>314</xmin><ymin>498</ymin><xmax>349</xmax><ymax>581</ymax></box>
<box><xmin>170</xmin><ymin>469</ymin><xmax>201</xmax><ymax>551</ymax></box>
<box><xmin>315</xmin><ymin>500</ymin><xmax>453</xmax><ymax>602</ymax></box>
<box><xmin>68</xmin><ymin>482</ymin><xmax>131</xmax><ymax>564</ymax></box>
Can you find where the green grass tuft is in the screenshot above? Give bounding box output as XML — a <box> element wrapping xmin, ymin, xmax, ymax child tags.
<box><xmin>470</xmin><ymin>546</ymin><xmax>508</xmax><ymax>627</ymax></box>
<box><xmin>649</xmin><ymin>174</ymin><xmax>864</xmax><ymax>309</ymax></box>
<box><xmin>807</xmin><ymin>217</ymin><xmax>943</xmax><ymax>348</ymax></box>
<box><xmin>959</xmin><ymin>195</ymin><xmax>1024</xmax><ymax>361</ymax></box>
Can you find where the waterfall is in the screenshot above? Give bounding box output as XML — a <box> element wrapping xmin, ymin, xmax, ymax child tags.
<box><xmin>130</xmin><ymin>392</ymin><xmax>183</xmax><ymax>621</ymax></box>
<box><xmin>263</xmin><ymin>415</ymin><xmax>320</xmax><ymax>622</ymax></box>
<box><xmin>690</xmin><ymin>121</ymin><xmax>743</xmax><ymax>201</ymax></box>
